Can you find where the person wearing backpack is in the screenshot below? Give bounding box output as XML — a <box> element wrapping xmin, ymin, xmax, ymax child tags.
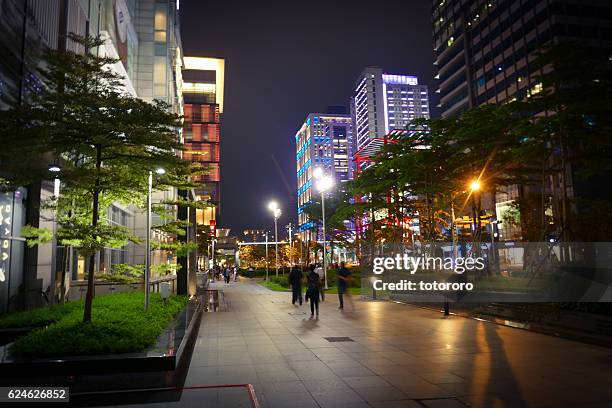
<box><xmin>305</xmin><ymin>265</ymin><xmax>321</xmax><ymax>318</ymax></box>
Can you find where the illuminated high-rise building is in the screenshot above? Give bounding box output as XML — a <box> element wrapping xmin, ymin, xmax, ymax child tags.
<box><xmin>351</xmin><ymin>67</ymin><xmax>430</xmax><ymax>152</ymax></box>
<box><xmin>295</xmin><ymin>111</ymin><xmax>354</xmax><ymax>242</ymax></box>
<box><xmin>182</xmin><ymin>57</ymin><xmax>225</xmax><ymax>226</ymax></box>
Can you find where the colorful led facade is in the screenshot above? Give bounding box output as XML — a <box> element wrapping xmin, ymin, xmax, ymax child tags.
<box><xmin>351</xmin><ymin>67</ymin><xmax>430</xmax><ymax>152</ymax></box>
<box><xmin>182</xmin><ymin>57</ymin><xmax>225</xmax><ymax>226</ymax></box>
<box><xmin>295</xmin><ymin>113</ymin><xmax>354</xmax><ymax>242</ymax></box>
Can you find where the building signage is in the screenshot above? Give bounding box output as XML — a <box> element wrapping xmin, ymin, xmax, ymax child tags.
<box><xmin>0</xmin><ymin>193</ymin><xmax>12</xmax><ymax>286</ymax></box>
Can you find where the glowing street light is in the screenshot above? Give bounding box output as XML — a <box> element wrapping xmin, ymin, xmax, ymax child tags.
<box><xmin>313</xmin><ymin>168</ymin><xmax>334</xmax><ymax>289</ymax></box>
<box><xmin>469</xmin><ymin>180</ymin><xmax>481</xmax><ymax>192</ymax></box>
<box><xmin>468</xmin><ymin>178</ymin><xmax>482</xmax><ymax>241</ymax></box>
<box><xmin>268</xmin><ymin>201</ymin><xmax>281</xmax><ymax>278</ymax></box>
<box><xmin>48</xmin><ymin>164</ymin><xmax>61</xmax><ymax>173</ymax></box>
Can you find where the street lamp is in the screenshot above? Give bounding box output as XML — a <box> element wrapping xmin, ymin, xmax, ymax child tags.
<box><xmin>265</xmin><ymin>231</ymin><xmax>269</xmax><ymax>281</ymax></box>
<box><xmin>48</xmin><ymin>164</ymin><xmax>62</xmax><ymax>303</ymax></box>
<box><xmin>314</xmin><ymin>168</ymin><xmax>333</xmax><ymax>289</ymax></box>
<box><xmin>145</xmin><ymin>167</ymin><xmax>165</xmax><ymax>311</ymax></box>
<box><xmin>469</xmin><ymin>179</ymin><xmax>482</xmax><ymax>238</ymax></box>
<box><xmin>268</xmin><ymin>201</ymin><xmax>281</xmax><ymax>278</ymax></box>
<box><xmin>469</xmin><ymin>180</ymin><xmax>481</xmax><ymax>192</ymax></box>
<box><xmin>48</xmin><ymin>164</ymin><xmax>62</xmax><ymax>199</ymax></box>
<box><xmin>48</xmin><ymin>164</ymin><xmax>61</xmax><ymax>173</ymax></box>
<box><xmin>286</xmin><ymin>223</ymin><xmax>293</xmax><ymax>274</ymax></box>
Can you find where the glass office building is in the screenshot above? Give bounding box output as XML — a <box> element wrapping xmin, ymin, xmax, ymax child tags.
<box><xmin>295</xmin><ymin>112</ymin><xmax>354</xmax><ymax>242</ymax></box>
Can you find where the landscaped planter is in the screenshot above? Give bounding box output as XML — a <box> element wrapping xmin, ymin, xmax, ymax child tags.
<box><xmin>67</xmin><ymin>276</ymin><xmax>177</xmax><ymax>299</ymax></box>
<box><xmin>0</xmin><ymin>294</ymin><xmax>202</xmax><ymax>378</ymax></box>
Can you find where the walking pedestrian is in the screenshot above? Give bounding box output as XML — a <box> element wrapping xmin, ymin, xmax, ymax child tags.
<box><xmin>305</xmin><ymin>265</ymin><xmax>321</xmax><ymax>318</ymax></box>
<box><xmin>233</xmin><ymin>266</ymin><xmax>238</xmax><ymax>282</ymax></box>
<box><xmin>337</xmin><ymin>261</ymin><xmax>352</xmax><ymax>310</ymax></box>
<box><xmin>224</xmin><ymin>266</ymin><xmax>231</xmax><ymax>284</ymax></box>
<box><xmin>288</xmin><ymin>265</ymin><xmax>303</xmax><ymax>306</ymax></box>
<box><xmin>314</xmin><ymin>263</ymin><xmax>325</xmax><ymax>301</ymax></box>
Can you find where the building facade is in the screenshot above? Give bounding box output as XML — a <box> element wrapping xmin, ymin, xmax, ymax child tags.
<box><xmin>0</xmin><ymin>0</ymin><xmax>185</xmax><ymax>312</ymax></box>
<box><xmin>295</xmin><ymin>112</ymin><xmax>354</xmax><ymax>242</ymax></box>
<box><xmin>433</xmin><ymin>0</ymin><xmax>612</xmax><ymax>118</ymax></box>
<box><xmin>182</xmin><ymin>56</ymin><xmax>225</xmax><ymax>228</ymax></box>
<box><xmin>351</xmin><ymin>67</ymin><xmax>430</xmax><ymax>152</ymax></box>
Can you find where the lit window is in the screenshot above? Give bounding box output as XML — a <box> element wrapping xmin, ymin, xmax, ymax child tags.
<box><xmin>155</xmin><ymin>9</ymin><xmax>167</xmax><ymax>30</ymax></box>
<box><xmin>154</xmin><ymin>57</ymin><xmax>166</xmax><ymax>84</ymax></box>
<box><xmin>155</xmin><ymin>31</ymin><xmax>166</xmax><ymax>42</ymax></box>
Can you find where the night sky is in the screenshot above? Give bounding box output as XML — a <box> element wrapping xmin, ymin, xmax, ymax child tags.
<box><xmin>180</xmin><ymin>0</ymin><xmax>437</xmax><ymax>237</ymax></box>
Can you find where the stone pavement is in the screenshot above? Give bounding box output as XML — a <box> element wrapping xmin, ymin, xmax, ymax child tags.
<box><xmin>118</xmin><ymin>278</ymin><xmax>612</xmax><ymax>407</ymax></box>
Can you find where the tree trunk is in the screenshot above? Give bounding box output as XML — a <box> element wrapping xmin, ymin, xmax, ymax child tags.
<box><xmin>83</xmin><ymin>144</ymin><xmax>102</xmax><ymax>323</ymax></box>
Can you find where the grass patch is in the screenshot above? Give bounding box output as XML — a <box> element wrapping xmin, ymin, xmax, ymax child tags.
<box><xmin>2</xmin><ymin>292</ymin><xmax>188</xmax><ymax>357</ymax></box>
<box><xmin>258</xmin><ymin>280</ymin><xmax>290</xmax><ymax>292</ymax></box>
<box><xmin>257</xmin><ymin>280</ymin><xmax>362</xmax><ymax>295</ymax></box>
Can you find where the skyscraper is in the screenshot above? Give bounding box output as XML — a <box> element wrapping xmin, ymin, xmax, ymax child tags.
<box><xmin>351</xmin><ymin>67</ymin><xmax>430</xmax><ymax>152</ymax></box>
<box><xmin>295</xmin><ymin>112</ymin><xmax>354</xmax><ymax>242</ymax></box>
<box><xmin>432</xmin><ymin>0</ymin><xmax>612</xmax><ymax>118</ymax></box>
<box><xmin>182</xmin><ymin>56</ymin><xmax>225</xmax><ymax>227</ymax></box>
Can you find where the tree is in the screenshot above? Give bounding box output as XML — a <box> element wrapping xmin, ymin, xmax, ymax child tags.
<box><xmin>523</xmin><ymin>43</ymin><xmax>612</xmax><ymax>242</ymax></box>
<box><xmin>0</xmin><ymin>35</ymin><xmax>192</xmax><ymax>322</ymax></box>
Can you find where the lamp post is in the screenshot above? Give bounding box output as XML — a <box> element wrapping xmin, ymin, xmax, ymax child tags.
<box><xmin>145</xmin><ymin>167</ymin><xmax>165</xmax><ymax>311</ymax></box>
<box><xmin>469</xmin><ymin>179</ymin><xmax>481</xmax><ymax>242</ymax></box>
<box><xmin>268</xmin><ymin>201</ymin><xmax>281</xmax><ymax>278</ymax></box>
<box><xmin>48</xmin><ymin>164</ymin><xmax>61</xmax><ymax>303</ymax></box>
<box><xmin>287</xmin><ymin>223</ymin><xmax>293</xmax><ymax>274</ymax></box>
<box><xmin>265</xmin><ymin>231</ymin><xmax>269</xmax><ymax>281</ymax></box>
<box><xmin>313</xmin><ymin>168</ymin><xmax>333</xmax><ymax>290</ymax></box>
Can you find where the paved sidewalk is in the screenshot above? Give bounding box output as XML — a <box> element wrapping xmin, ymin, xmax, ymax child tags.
<box><xmin>108</xmin><ymin>278</ymin><xmax>612</xmax><ymax>407</ymax></box>
<box><xmin>180</xmin><ymin>279</ymin><xmax>612</xmax><ymax>407</ymax></box>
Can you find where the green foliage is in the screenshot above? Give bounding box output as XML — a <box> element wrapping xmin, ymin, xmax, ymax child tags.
<box><xmin>333</xmin><ymin>44</ymin><xmax>612</xmax><ymax>244</ymax></box>
<box><xmin>152</xmin><ymin>241</ymin><xmax>197</xmax><ymax>257</ymax></box>
<box><xmin>239</xmin><ymin>268</ymin><xmax>268</xmax><ymax>278</ymax></box>
<box><xmin>56</xmin><ymin>221</ymin><xmax>140</xmax><ymax>256</ymax></box>
<box><xmin>7</xmin><ymin>292</ymin><xmax>188</xmax><ymax>357</ymax></box>
<box><xmin>270</xmin><ymin>275</ymin><xmax>289</xmax><ymax>287</ymax></box>
<box><xmin>20</xmin><ymin>226</ymin><xmax>53</xmax><ymax>247</ymax></box>
<box><xmin>0</xmin><ymin>301</ymin><xmax>84</xmax><ymax>329</ymax></box>
<box><xmin>95</xmin><ymin>263</ymin><xmax>180</xmax><ymax>283</ymax></box>
<box><xmin>500</xmin><ymin>204</ymin><xmax>521</xmax><ymax>228</ymax></box>
<box><xmin>0</xmin><ymin>34</ymin><xmax>204</xmax><ymax>322</ymax></box>
<box><xmin>159</xmin><ymin>197</ymin><xmax>215</xmax><ymax>210</ymax></box>
<box><xmin>152</xmin><ymin>220</ymin><xmax>189</xmax><ymax>236</ymax></box>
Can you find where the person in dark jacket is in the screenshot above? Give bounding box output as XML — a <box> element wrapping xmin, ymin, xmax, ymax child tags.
<box><xmin>305</xmin><ymin>265</ymin><xmax>321</xmax><ymax>318</ymax></box>
<box><xmin>288</xmin><ymin>266</ymin><xmax>303</xmax><ymax>305</ymax></box>
<box><xmin>337</xmin><ymin>261</ymin><xmax>352</xmax><ymax>310</ymax></box>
